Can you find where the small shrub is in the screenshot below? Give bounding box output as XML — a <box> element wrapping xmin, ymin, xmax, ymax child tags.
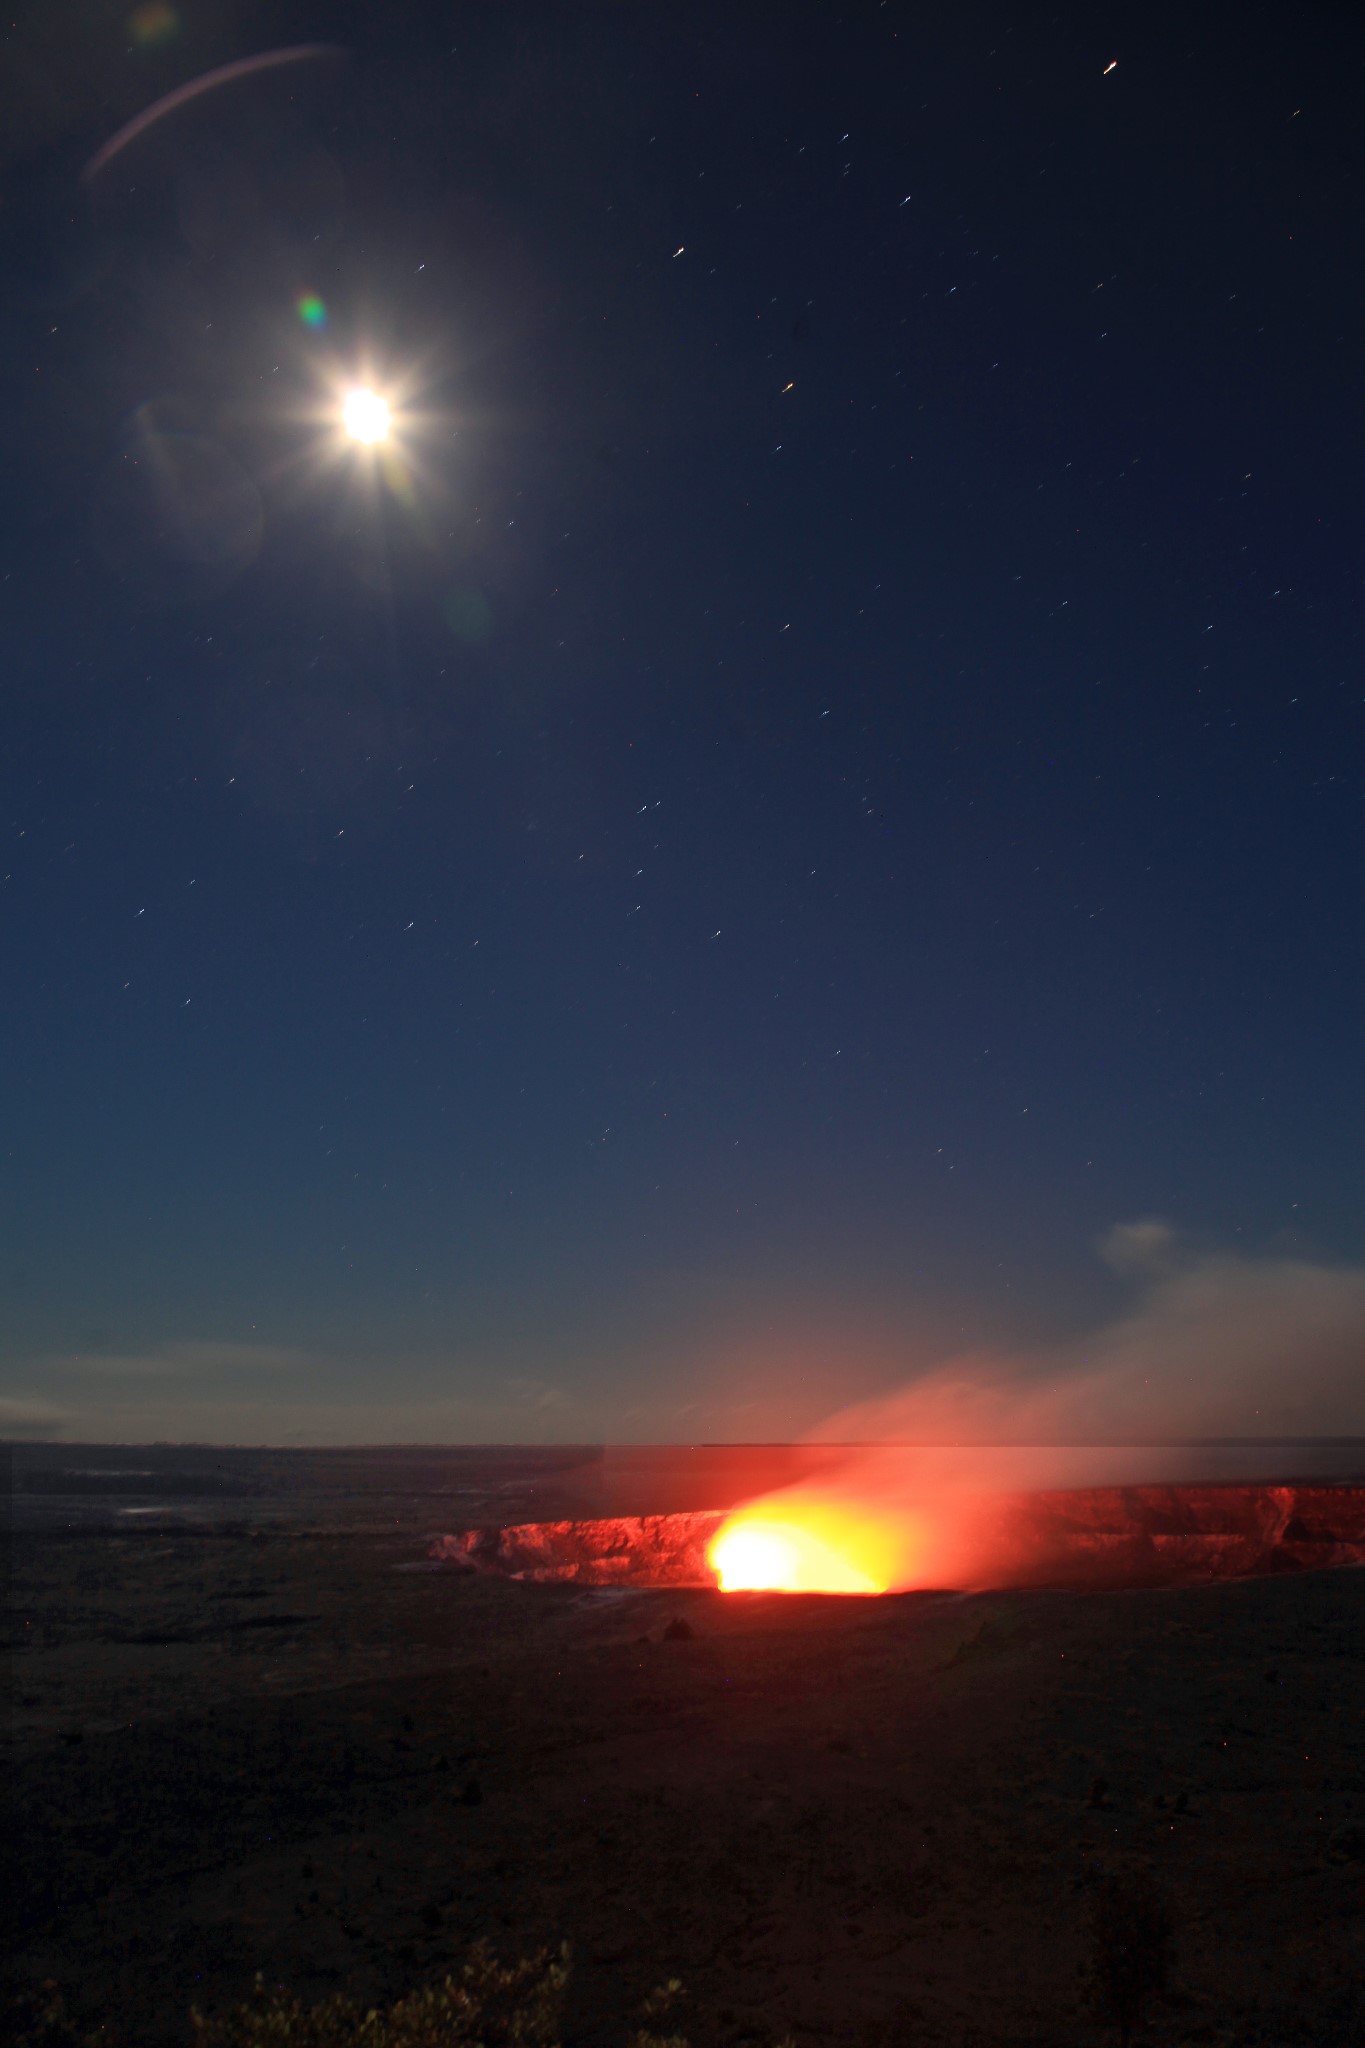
<box><xmin>191</xmin><ymin>1941</ymin><xmax>570</xmax><ymax>2048</ymax></box>
<box><xmin>627</xmin><ymin>1978</ymin><xmax>689</xmax><ymax>2048</ymax></box>
<box><xmin>5</xmin><ymin>1981</ymin><xmax>101</xmax><ymax>2048</ymax></box>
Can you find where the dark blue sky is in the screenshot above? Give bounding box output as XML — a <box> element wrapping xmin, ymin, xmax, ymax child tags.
<box><xmin>3</xmin><ymin>1</ymin><xmax>1363</xmax><ymax>1440</ymax></box>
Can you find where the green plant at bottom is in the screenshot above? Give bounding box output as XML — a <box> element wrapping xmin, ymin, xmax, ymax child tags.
<box><xmin>626</xmin><ymin>1977</ymin><xmax>690</xmax><ymax>2048</ymax></box>
<box><xmin>5</xmin><ymin>1981</ymin><xmax>104</xmax><ymax>2048</ymax></box>
<box><xmin>191</xmin><ymin>1942</ymin><xmax>570</xmax><ymax>2048</ymax></box>
<box><xmin>16</xmin><ymin>1943</ymin><xmax>803</xmax><ymax>2048</ymax></box>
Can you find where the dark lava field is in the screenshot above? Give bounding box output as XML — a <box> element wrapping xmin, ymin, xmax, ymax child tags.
<box><xmin>6</xmin><ymin>1519</ymin><xmax>1365</xmax><ymax>2047</ymax></box>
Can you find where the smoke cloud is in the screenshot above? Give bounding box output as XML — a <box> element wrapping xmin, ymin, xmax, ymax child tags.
<box><xmin>720</xmin><ymin>1228</ymin><xmax>1365</xmax><ymax>1591</ymax></box>
<box><xmin>809</xmin><ymin>1226</ymin><xmax>1365</xmax><ymax>1448</ymax></box>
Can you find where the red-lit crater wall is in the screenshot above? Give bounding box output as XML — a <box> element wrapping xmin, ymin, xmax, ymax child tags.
<box><xmin>430</xmin><ymin>1485</ymin><xmax>1365</xmax><ymax>1593</ymax></box>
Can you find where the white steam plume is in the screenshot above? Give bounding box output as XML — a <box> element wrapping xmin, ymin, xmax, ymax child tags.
<box><xmin>809</xmin><ymin>1226</ymin><xmax>1365</xmax><ymax>1448</ymax></box>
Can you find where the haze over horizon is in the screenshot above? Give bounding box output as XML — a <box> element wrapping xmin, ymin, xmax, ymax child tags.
<box><xmin>3</xmin><ymin>3</ymin><xmax>1363</xmax><ymax>1446</ymax></box>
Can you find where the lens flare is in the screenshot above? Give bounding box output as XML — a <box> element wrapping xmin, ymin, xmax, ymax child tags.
<box><xmin>296</xmin><ymin>292</ymin><xmax>327</xmax><ymax>329</ymax></box>
<box><xmin>83</xmin><ymin>45</ymin><xmax>346</xmax><ymax>187</ymax></box>
<box><xmin>129</xmin><ymin>2</ymin><xmax>179</xmax><ymax>47</ymax></box>
<box><xmin>708</xmin><ymin>1513</ymin><xmax>886</xmax><ymax>1594</ymax></box>
<box><xmin>342</xmin><ymin>387</ymin><xmax>391</xmax><ymax>444</ymax></box>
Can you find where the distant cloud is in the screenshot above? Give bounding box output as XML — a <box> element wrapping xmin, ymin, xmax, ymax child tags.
<box><xmin>0</xmin><ymin>1342</ymin><xmax>595</xmax><ymax>1445</ymax></box>
<box><xmin>66</xmin><ymin>1341</ymin><xmax>313</xmax><ymax>1379</ymax></box>
<box><xmin>0</xmin><ymin>1393</ymin><xmax>71</xmax><ymax>1437</ymax></box>
<box><xmin>2</xmin><ymin>1340</ymin><xmax>340</xmax><ymax>1443</ymax></box>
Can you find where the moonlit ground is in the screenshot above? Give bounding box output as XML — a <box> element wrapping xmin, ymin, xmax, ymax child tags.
<box><xmin>14</xmin><ymin>1515</ymin><xmax>1365</xmax><ymax>2046</ymax></box>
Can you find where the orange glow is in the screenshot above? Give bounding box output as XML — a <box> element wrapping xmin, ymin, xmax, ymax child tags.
<box><xmin>708</xmin><ymin>1511</ymin><xmax>888</xmax><ymax>1594</ymax></box>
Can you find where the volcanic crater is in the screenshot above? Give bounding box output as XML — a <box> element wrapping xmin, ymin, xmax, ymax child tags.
<box><xmin>430</xmin><ymin>1482</ymin><xmax>1365</xmax><ymax>1591</ymax></box>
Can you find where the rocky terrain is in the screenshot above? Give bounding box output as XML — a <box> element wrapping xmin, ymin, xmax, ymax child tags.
<box><xmin>7</xmin><ymin>1505</ymin><xmax>1365</xmax><ymax>2048</ymax></box>
<box><xmin>430</xmin><ymin>1510</ymin><xmax>724</xmax><ymax>1584</ymax></box>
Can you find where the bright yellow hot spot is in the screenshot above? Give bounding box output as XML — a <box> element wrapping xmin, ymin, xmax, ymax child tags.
<box><xmin>708</xmin><ymin>1515</ymin><xmax>885</xmax><ymax>1594</ymax></box>
<box><xmin>342</xmin><ymin>388</ymin><xmax>391</xmax><ymax>445</ymax></box>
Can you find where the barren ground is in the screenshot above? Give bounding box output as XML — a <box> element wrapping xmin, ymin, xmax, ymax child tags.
<box><xmin>7</xmin><ymin>1526</ymin><xmax>1365</xmax><ymax>2047</ymax></box>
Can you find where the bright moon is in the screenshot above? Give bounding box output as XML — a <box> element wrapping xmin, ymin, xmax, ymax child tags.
<box><xmin>342</xmin><ymin>387</ymin><xmax>391</xmax><ymax>445</ymax></box>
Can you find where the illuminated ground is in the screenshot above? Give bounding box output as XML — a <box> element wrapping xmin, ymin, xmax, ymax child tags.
<box><xmin>8</xmin><ymin>1526</ymin><xmax>1364</xmax><ymax>2046</ymax></box>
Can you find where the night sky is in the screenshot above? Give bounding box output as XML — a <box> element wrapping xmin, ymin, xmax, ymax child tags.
<box><xmin>3</xmin><ymin>3</ymin><xmax>1363</xmax><ymax>1443</ymax></box>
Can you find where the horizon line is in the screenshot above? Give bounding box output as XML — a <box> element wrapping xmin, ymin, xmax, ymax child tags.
<box><xmin>8</xmin><ymin>1436</ymin><xmax>1365</xmax><ymax>1452</ymax></box>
